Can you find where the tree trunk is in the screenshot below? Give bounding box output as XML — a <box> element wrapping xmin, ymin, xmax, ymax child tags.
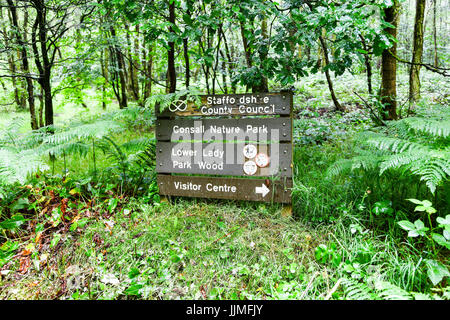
<box><xmin>38</xmin><ymin>86</ymin><xmax>44</xmax><ymax>127</ymax></box>
<box><xmin>143</xmin><ymin>43</ymin><xmax>152</xmax><ymax>100</ymax></box>
<box><xmin>220</xmin><ymin>50</ymin><xmax>228</xmax><ymax>94</ymax></box>
<box><xmin>240</xmin><ymin>20</ymin><xmax>253</xmax><ymax>88</ymax></box>
<box><xmin>212</xmin><ymin>26</ymin><xmax>222</xmax><ymax>94</ymax></box>
<box><xmin>183</xmin><ymin>37</ymin><xmax>190</xmax><ymax>89</ymax></box>
<box><xmin>167</xmin><ymin>1</ymin><xmax>176</xmax><ymax>93</ymax></box>
<box><xmin>183</xmin><ymin>4</ymin><xmax>191</xmax><ymax>90</ymax></box>
<box><xmin>100</xmin><ymin>48</ymin><xmax>107</xmax><ymax>110</ymax></box>
<box><xmin>319</xmin><ymin>35</ymin><xmax>344</xmax><ymax>112</ymax></box>
<box><xmin>433</xmin><ymin>0</ymin><xmax>438</xmax><ymax>67</ymax></box>
<box><xmin>408</xmin><ymin>0</ymin><xmax>425</xmax><ymax>107</ymax></box>
<box><xmin>221</xmin><ymin>28</ymin><xmax>236</xmax><ymax>93</ymax></box>
<box><xmin>2</xmin><ymin>4</ymin><xmax>24</xmax><ymax>111</ymax></box>
<box><xmin>133</xmin><ymin>24</ymin><xmax>140</xmax><ymax>103</ymax></box>
<box><xmin>359</xmin><ymin>34</ymin><xmax>373</xmax><ymax>95</ymax></box>
<box><xmin>109</xmin><ymin>25</ymin><xmax>128</xmax><ymax>109</ymax></box>
<box><xmin>380</xmin><ymin>0</ymin><xmax>399</xmax><ymax>120</ymax></box>
<box><xmin>34</xmin><ymin>0</ymin><xmax>54</xmax><ymax>127</ymax></box>
<box><xmin>255</xmin><ymin>18</ymin><xmax>269</xmax><ymax>92</ymax></box>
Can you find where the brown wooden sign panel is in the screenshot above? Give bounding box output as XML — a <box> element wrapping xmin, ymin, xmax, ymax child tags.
<box><xmin>156</xmin><ymin>118</ymin><xmax>292</xmax><ymax>142</ymax></box>
<box><xmin>157</xmin><ymin>175</ymin><xmax>292</xmax><ymax>203</ymax></box>
<box><xmin>156</xmin><ymin>141</ymin><xmax>292</xmax><ymax>177</ymax></box>
<box><xmin>156</xmin><ymin>93</ymin><xmax>292</xmax><ymax>117</ymax></box>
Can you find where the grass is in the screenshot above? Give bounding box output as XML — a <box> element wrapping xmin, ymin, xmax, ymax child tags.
<box><xmin>0</xmin><ymin>191</ymin><xmax>437</xmax><ymax>300</ymax></box>
<box><xmin>0</xmin><ymin>198</ymin><xmax>322</xmax><ymax>299</ymax></box>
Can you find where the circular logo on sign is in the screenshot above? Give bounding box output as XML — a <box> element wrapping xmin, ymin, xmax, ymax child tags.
<box><xmin>169</xmin><ymin>100</ymin><xmax>188</xmax><ymax>112</ymax></box>
<box><xmin>243</xmin><ymin>160</ymin><xmax>258</xmax><ymax>176</ymax></box>
<box><xmin>255</xmin><ymin>153</ymin><xmax>270</xmax><ymax>168</ymax></box>
<box><xmin>243</xmin><ymin>144</ymin><xmax>257</xmax><ymax>159</ymax></box>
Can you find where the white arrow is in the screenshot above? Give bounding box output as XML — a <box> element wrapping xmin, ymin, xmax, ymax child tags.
<box><xmin>255</xmin><ymin>184</ymin><xmax>270</xmax><ymax>197</ymax></box>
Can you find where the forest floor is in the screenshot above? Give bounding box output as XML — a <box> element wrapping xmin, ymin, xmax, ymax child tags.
<box><xmin>0</xmin><ymin>71</ymin><xmax>449</xmax><ymax>300</ymax></box>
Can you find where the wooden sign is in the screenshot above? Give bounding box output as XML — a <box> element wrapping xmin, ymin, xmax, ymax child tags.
<box><xmin>156</xmin><ymin>141</ymin><xmax>292</xmax><ymax>177</ymax></box>
<box><xmin>156</xmin><ymin>92</ymin><xmax>293</xmax><ymax>204</ymax></box>
<box><xmin>156</xmin><ymin>118</ymin><xmax>292</xmax><ymax>142</ymax></box>
<box><xmin>156</xmin><ymin>93</ymin><xmax>292</xmax><ymax>117</ymax></box>
<box><xmin>158</xmin><ymin>175</ymin><xmax>292</xmax><ymax>203</ymax></box>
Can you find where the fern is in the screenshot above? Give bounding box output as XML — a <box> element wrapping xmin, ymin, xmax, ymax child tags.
<box><xmin>328</xmin><ymin>117</ymin><xmax>450</xmax><ymax>194</ymax></box>
<box><xmin>0</xmin><ymin>119</ymin><xmax>50</xmax><ymax>184</ymax></box>
<box><xmin>374</xmin><ymin>280</ymin><xmax>413</xmax><ymax>300</ymax></box>
<box><xmin>401</xmin><ymin>117</ymin><xmax>450</xmax><ymax>139</ymax></box>
<box><xmin>341</xmin><ymin>278</ymin><xmax>419</xmax><ymax>300</ymax></box>
<box><xmin>341</xmin><ymin>278</ymin><xmax>380</xmax><ymax>300</ymax></box>
<box><xmin>0</xmin><ymin>148</ymin><xmax>49</xmax><ymax>184</ymax></box>
<box><xmin>43</xmin><ymin>120</ymin><xmax>123</xmax><ymax>145</ymax></box>
<box><xmin>0</xmin><ymin>114</ymin><xmax>127</xmax><ymax>185</ymax></box>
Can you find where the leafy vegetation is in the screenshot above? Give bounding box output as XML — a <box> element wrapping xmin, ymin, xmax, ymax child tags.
<box><xmin>0</xmin><ymin>0</ymin><xmax>448</xmax><ymax>301</ymax></box>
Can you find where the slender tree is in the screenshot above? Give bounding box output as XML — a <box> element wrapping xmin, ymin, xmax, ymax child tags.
<box><xmin>167</xmin><ymin>0</ymin><xmax>176</xmax><ymax>93</ymax></box>
<box><xmin>380</xmin><ymin>0</ymin><xmax>400</xmax><ymax>120</ymax></box>
<box><xmin>409</xmin><ymin>0</ymin><xmax>426</xmax><ymax>107</ymax></box>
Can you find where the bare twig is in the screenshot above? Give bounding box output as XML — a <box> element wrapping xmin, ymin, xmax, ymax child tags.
<box><xmin>299</xmin><ymin>271</ymin><xmax>320</xmax><ymax>299</ymax></box>
<box><xmin>325</xmin><ymin>278</ymin><xmax>343</xmax><ymax>300</ymax></box>
<box><xmin>353</xmin><ymin>91</ymin><xmax>386</xmax><ymax>126</ymax></box>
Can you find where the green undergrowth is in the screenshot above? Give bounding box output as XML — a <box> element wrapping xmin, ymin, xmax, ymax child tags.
<box><xmin>1</xmin><ymin>192</ymin><xmax>447</xmax><ymax>300</ymax></box>
<box><xmin>0</xmin><ymin>72</ymin><xmax>448</xmax><ymax>300</ymax></box>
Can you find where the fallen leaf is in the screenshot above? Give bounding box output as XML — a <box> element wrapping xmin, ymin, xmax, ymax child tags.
<box><xmin>18</xmin><ymin>256</ymin><xmax>31</xmax><ymax>274</ymax></box>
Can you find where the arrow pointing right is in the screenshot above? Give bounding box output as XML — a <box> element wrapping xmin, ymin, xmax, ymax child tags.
<box><xmin>255</xmin><ymin>184</ymin><xmax>270</xmax><ymax>197</ymax></box>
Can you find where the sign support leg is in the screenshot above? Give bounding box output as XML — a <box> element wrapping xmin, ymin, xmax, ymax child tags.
<box><xmin>281</xmin><ymin>204</ymin><xmax>292</xmax><ymax>218</ymax></box>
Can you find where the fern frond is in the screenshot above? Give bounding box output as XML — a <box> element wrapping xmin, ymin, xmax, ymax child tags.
<box><xmin>326</xmin><ymin>159</ymin><xmax>354</xmax><ymax>177</ymax></box>
<box><xmin>0</xmin><ymin>148</ymin><xmax>49</xmax><ymax>184</ymax></box>
<box><xmin>43</xmin><ymin>120</ymin><xmax>123</xmax><ymax>145</ymax></box>
<box><xmin>341</xmin><ymin>278</ymin><xmax>380</xmax><ymax>300</ymax></box>
<box><xmin>120</xmin><ymin>137</ymin><xmax>153</xmax><ymax>153</ymax></box>
<box><xmin>379</xmin><ymin>152</ymin><xmax>424</xmax><ymax>174</ymax></box>
<box><xmin>0</xmin><ymin>117</ymin><xmax>26</xmax><ymax>147</ymax></box>
<box><xmin>374</xmin><ymin>280</ymin><xmax>413</xmax><ymax>300</ymax></box>
<box><xmin>37</xmin><ymin>141</ymin><xmax>90</xmax><ymax>157</ymax></box>
<box><xmin>402</xmin><ymin>117</ymin><xmax>450</xmax><ymax>139</ymax></box>
<box><xmin>366</xmin><ymin>135</ymin><xmax>430</xmax><ymax>154</ymax></box>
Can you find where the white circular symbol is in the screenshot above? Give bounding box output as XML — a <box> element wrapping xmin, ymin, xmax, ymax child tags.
<box><xmin>255</xmin><ymin>153</ymin><xmax>270</xmax><ymax>168</ymax></box>
<box><xmin>243</xmin><ymin>160</ymin><xmax>258</xmax><ymax>175</ymax></box>
<box><xmin>243</xmin><ymin>144</ymin><xmax>257</xmax><ymax>159</ymax></box>
<box><xmin>169</xmin><ymin>100</ymin><xmax>188</xmax><ymax>112</ymax></box>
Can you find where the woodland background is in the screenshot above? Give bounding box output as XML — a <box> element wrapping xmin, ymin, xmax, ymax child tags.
<box><xmin>0</xmin><ymin>0</ymin><xmax>449</xmax><ymax>300</ymax></box>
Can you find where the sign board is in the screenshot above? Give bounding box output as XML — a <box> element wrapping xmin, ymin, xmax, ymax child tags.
<box><xmin>156</xmin><ymin>141</ymin><xmax>292</xmax><ymax>177</ymax></box>
<box><xmin>157</xmin><ymin>175</ymin><xmax>292</xmax><ymax>203</ymax></box>
<box><xmin>156</xmin><ymin>93</ymin><xmax>292</xmax><ymax>117</ymax></box>
<box><xmin>156</xmin><ymin>92</ymin><xmax>293</xmax><ymax>203</ymax></box>
<box><xmin>156</xmin><ymin>118</ymin><xmax>292</xmax><ymax>142</ymax></box>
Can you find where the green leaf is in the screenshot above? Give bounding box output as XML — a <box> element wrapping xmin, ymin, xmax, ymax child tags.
<box><xmin>432</xmin><ymin>233</ymin><xmax>450</xmax><ymax>250</ymax></box>
<box><xmin>436</xmin><ymin>215</ymin><xmax>450</xmax><ymax>226</ymax></box>
<box><xmin>424</xmin><ymin>259</ymin><xmax>450</xmax><ymax>286</ymax></box>
<box><xmin>0</xmin><ymin>215</ymin><xmax>26</xmax><ymax>230</ymax></box>
<box><xmin>372</xmin><ymin>201</ymin><xmax>393</xmax><ymax>216</ymax></box>
<box><xmin>124</xmin><ymin>284</ymin><xmax>144</xmax><ymax>296</ymax></box>
<box><xmin>170</xmin><ymin>254</ymin><xmax>181</xmax><ymax>263</ymax></box>
<box><xmin>407</xmin><ymin>198</ymin><xmax>423</xmax><ymax>205</ymax></box>
<box><xmin>397</xmin><ymin>220</ymin><xmax>428</xmax><ymax>237</ymax></box>
<box><xmin>11</xmin><ymin>198</ymin><xmax>29</xmax><ymax>211</ymax></box>
<box><xmin>0</xmin><ymin>240</ymin><xmax>19</xmax><ymax>253</ymax></box>
<box><xmin>128</xmin><ymin>267</ymin><xmax>140</xmax><ymax>279</ymax></box>
<box><xmin>398</xmin><ymin>220</ymin><xmax>415</xmax><ymax>231</ymax></box>
<box><xmin>50</xmin><ymin>233</ymin><xmax>62</xmax><ymax>248</ymax></box>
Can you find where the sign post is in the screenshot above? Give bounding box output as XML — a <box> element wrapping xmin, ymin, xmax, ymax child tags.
<box><xmin>155</xmin><ymin>92</ymin><xmax>293</xmax><ymax>213</ymax></box>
